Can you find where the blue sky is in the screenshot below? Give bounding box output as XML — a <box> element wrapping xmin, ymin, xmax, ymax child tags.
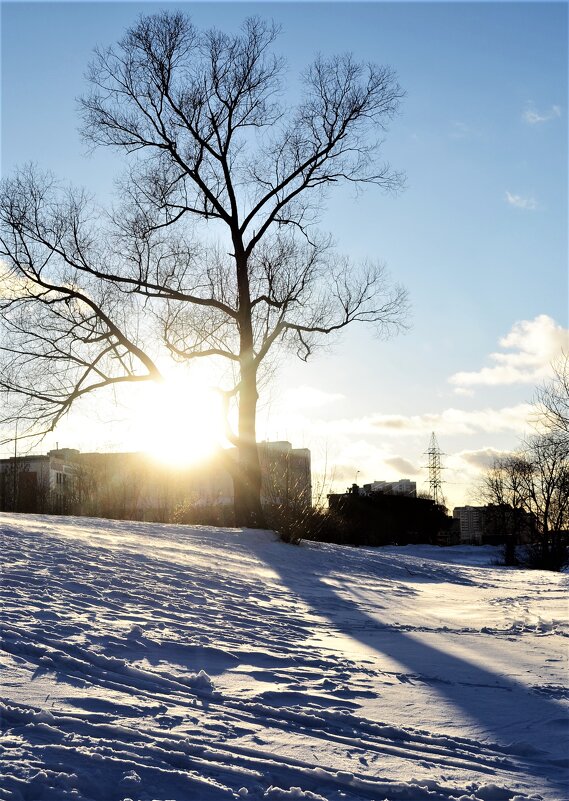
<box><xmin>1</xmin><ymin>2</ymin><xmax>568</xmax><ymax>506</ymax></box>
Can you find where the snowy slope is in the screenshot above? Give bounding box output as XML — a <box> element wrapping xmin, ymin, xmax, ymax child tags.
<box><xmin>1</xmin><ymin>513</ymin><xmax>568</xmax><ymax>801</ymax></box>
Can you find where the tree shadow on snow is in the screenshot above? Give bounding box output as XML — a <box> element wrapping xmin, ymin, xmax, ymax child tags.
<box><xmin>252</xmin><ymin>537</ymin><xmax>569</xmax><ymax>796</ymax></box>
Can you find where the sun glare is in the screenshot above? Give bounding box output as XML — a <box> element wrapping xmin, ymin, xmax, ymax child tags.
<box><xmin>133</xmin><ymin>377</ymin><xmax>226</xmax><ymax>467</ymax></box>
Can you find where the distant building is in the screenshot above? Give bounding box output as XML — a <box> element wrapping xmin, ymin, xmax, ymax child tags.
<box><xmin>452</xmin><ymin>504</ymin><xmax>534</xmax><ymax>545</ymax></box>
<box><xmin>0</xmin><ymin>441</ymin><xmax>311</xmax><ymax>522</ymax></box>
<box><xmin>453</xmin><ymin>506</ymin><xmax>485</xmax><ymax>544</ymax></box>
<box><xmin>362</xmin><ymin>479</ymin><xmax>417</xmax><ymax>497</ymax></box>
<box><xmin>73</xmin><ymin>450</ymin><xmax>189</xmax><ymax>521</ymax></box>
<box><xmin>258</xmin><ymin>441</ymin><xmax>312</xmax><ymax>509</ymax></box>
<box><xmin>0</xmin><ymin>448</ymin><xmax>79</xmax><ymax>514</ymax></box>
<box><xmin>328</xmin><ymin>484</ymin><xmax>451</xmax><ymax>546</ymax></box>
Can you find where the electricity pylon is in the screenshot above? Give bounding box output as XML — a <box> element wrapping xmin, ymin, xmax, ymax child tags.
<box><xmin>425</xmin><ymin>432</ymin><xmax>446</xmax><ymax>506</ymax></box>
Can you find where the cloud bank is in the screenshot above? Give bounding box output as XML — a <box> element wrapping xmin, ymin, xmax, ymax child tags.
<box><xmin>449</xmin><ymin>315</ymin><xmax>568</xmax><ymax>389</ymax></box>
<box><xmin>384</xmin><ymin>456</ymin><xmax>420</xmax><ymax>475</ymax></box>
<box><xmin>455</xmin><ymin>447</ymin><xmax>513</xmax><ymax>470</ymax></box>
<box><xmin>307</xmin><ymin>403</ymin><xmax>532</xmax><ymax>439</ymax></box>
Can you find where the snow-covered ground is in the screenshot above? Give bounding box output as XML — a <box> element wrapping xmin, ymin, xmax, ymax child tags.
<box><xmin>1</xmin><ymin>513</ymin><xmax>568</xmax><ymax>801</ymax></box>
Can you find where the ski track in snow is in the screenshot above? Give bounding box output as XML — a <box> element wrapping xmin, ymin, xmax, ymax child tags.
<box><xmin>1</xmin><ymin>513</ymin><xmax>568</xmax><ymax>801</ymax></box>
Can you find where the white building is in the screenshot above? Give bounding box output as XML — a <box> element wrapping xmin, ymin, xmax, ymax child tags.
<box><xmin>362</xmin><ymin>479</ymin><xmax>417</xmax><ymax>497</ymax></box>
<box><xmin>0</xmin><ymin>448</ymin><xmax>79</xmax><ymax>512</ymax></box>
<box><xmin>452</xmin><ymin>505</ymin><xmax>484</xmax><ymax>544</ymax></box>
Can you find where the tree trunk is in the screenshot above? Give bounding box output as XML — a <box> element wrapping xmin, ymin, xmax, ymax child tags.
<box><xmin>234</xmin><ymin>360</ymin><xmax>266</xmax><ymax>528</ymax></box>
<box><xmin>233</xmin><ymin>247</ymin><xmax>266</xmax><ymax>529</ymax></box>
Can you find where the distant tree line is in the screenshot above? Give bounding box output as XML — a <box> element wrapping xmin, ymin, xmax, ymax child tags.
<box><xmin>480</xmin><ymin>353</ymin><xmax>569</xmax><ymax>570</ymax></box>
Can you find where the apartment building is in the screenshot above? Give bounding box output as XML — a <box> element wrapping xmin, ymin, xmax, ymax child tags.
<box><xmin>0</xmin><ymin>442</ymin><xmax>311</xmax><ymax>521</ymax></box>
<box><xmin>362</xmin><ymin>479</ymin><xmax>417</xmax><ymax>497</ymax></box>
<box><xmin>0</xmin><ymin>448</ymin><xmax>78</xmax><ymax>513</ymax></box>
<box><xmin>452</xmin><ymin>505</ymin><xmax>485</xmax><ymax>544</ymax></box>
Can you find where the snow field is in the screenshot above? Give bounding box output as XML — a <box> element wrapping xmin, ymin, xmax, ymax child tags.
<box><xmin>0</xmin><ymin>513</ymin><xmax>567</xmax><ymax>801</ymax></box>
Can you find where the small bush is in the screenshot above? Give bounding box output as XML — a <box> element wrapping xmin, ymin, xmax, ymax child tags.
<box><xmin>502</xmin><ymin>537</ymin><xmax>519</xmax><ymax>567</ymax></box>
<box><xmin>172</xmin><ymin>502</ymin><xmax>235</xmax><ymax>528</ymax></box>
<box><xmin>265</xmin><ymin>504</ymin><xmax>351</xmax><ymax>546</ymax></box>
<box><xmin>519</xmin><ymin>540</ymin><xmax>569</xmax><ymax>572</ymax></box>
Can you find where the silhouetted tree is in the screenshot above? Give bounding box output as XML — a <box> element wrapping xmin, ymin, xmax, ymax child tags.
<box><xmin>481</xmin><ymin>436</ymin><xmax>569</xmax><ymax>569</ymax></box>
<box><xmin>525</xmin><ymin>355</ymin><xmax>569</xmax><ymax>565</ymax></box>
<box><xmin>523</xmin><ymin>432</ymin><xmax>569</xmax><ymax>562</ymax></box>
<box><xmin>0</xmin><ymin>13</ymin><xmax>408</xmax><ymax>526</ymax></box>
<box><xmin>535</xmin><ymin>352</ymin><xmax>569</xmax><ymax>442</ymax></box>
<box><xmin>480</xmin><ymin>454</ymin><xmax>533</xmax><ymax>563</ymax></box>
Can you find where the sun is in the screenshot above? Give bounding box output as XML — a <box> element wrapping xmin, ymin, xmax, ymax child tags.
<box><xmin>131</xmin><ymin>376</ymin><xmax>226</xmax><ymax>466</ymax></box>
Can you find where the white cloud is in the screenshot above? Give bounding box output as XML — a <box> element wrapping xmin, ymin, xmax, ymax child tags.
<box><xmin>449</xmin><ymin>315</ymin><xmax>569</xmax><ymax>389</ymax></box>
<box><xmin>505</xmin><ymin>191</ymin><xmax>537</xmax><ymax>210</ymax></box>
<box><xmin>282</xmin><ymin>386</ymin><xmax>344</xmax><ymax>410</ymax></box>
<box><xmin>522</xmin><ymin>104</ymin><xmax>561</xmax><ymax>125</ymax></box>
<box><xmin>0</xmin><ymin>260</ymin><xmax>40</xmax><ymax>300</ymax></box>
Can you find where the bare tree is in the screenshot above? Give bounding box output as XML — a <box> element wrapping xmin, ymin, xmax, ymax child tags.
<box><xmin>0</xmin><ymin>13</ymin><xmax>408</xmax><ymax>527</ymax></box>
<box><xmin>523</xmin><ymin>432</ymin><xmax>569</xmax><ymax>556</ymax></box>
<box><xmin>535</xmin><ymin>352</ymin><xmax>569</xmax><ymax>441</ymax></box>
<box><xmin>480</xmin><ymin>453</ymin><xmax>533</xmax><ymax>563</ymax></box>
<box><xmin>481</xmin><ymin>436</ymin><xmax>569</xmax><ymax>568</ymax></box>
<box><xmin>524</xmin><ymin>353</ymin><xmax>569</xmax><ymax>566</ymax></box>
<box><xmin>481</xmin><ymin>454</ymin><xmax>531</xmax><ymax>512</ymax></box>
